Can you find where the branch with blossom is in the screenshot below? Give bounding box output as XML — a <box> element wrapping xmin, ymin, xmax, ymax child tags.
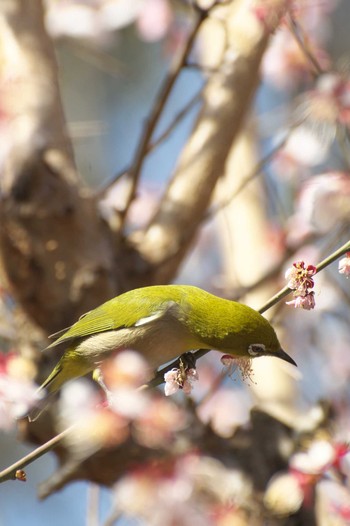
<box><xmin>0</xmin><ymin>238</ymin><xmax>349</xmax><ymax>486</ymax></box>
<box><xmin>285</xmin><ymin>260</ymin><xmax>316</xmax><ymax>310</ymax></box>
<box><xmin>264</xmin><ymin>439</ymin><xmax>350</xmax><ymax>517</ymax></box>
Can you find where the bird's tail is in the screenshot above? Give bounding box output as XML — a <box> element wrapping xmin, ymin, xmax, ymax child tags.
<box><xmin>25</xmin><ymin>350</ymin><xmax>93</xmax><ymax>421</ymax></box>
<box><xmin>26</xmin><ymin>362</ymin><xmax>63</xmax><ymax>422</ymax></box>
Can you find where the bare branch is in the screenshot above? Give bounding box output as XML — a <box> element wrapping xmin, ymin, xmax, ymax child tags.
<box><xmin>96</xmin><ymin>90</ymin><xmax>203</xmax><ymax>199</ymax></box>
<box><xmin>0</xmin><ymin>425</ymin><xmax>73</xmax><ymax>483</ymax></box>
<box><xmin>119</xmin><ymin>7</ymin><xmax>208</xmax><ymax>225</ymax></box>
<box><xmin>287</xmin><ymin>14</ymin><xmax>325</xmax><ymax>77</ymax></box>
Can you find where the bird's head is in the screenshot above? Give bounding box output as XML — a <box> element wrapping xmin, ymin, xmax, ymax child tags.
<box><xmin>241</xmin><ymin>318</ymin><xmax>297</xmax><ymax>366</ymax></box>
<box><xmin>246</xmin><ymin>341</ymin><xmax>296</xmax><ymax>366</ymax></box>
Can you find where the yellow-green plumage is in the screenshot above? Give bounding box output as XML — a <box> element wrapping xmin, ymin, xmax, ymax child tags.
<box><xmin>28</xmin><ymin>285</ymin><xmax>295</xmax><ymax>421</ymax></box>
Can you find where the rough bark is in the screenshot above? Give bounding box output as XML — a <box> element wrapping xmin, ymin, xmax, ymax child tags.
<box><xmin>0</xmin><ymin>0</ymin><xmax>120</xmax><ymax>333</ymax></box>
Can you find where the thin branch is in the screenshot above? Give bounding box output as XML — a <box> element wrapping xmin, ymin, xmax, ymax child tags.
<box><xmin>86</xmin><ymin>483</ymin><xmax>101</xmax><ymax>526</ymax></box>
<box><xmin>146</xmin><ymin>349</ymin><xmax>209</xmax><ymax>389</ymax></box>
<box><xmin>287</xmin><ymin>14</ymin><xmax>324</xmax><ymax>77</ymax></box>
<box><xmin>149</xmin><ymin>90</ymin><xmax>203</xmax><ymax>153</ymax></box>
<box><xmin>336</xmin><ymin>124</ymin><xmax>350</xmax><ymax>171</ymax></box>
<box><xmin>188</xmin><ymin>239</ymin><xmax>350</xmax><ymax>364</ymax></box>
<box><xmin>119</xmin><ymin>8</ymin><xmax>209</xmax><ymax>226</ymax></box>
<box><xmin>229</xmin><ymin>233</ymin><xmax>317</xmax><ymax>301</ymax></box>
<box><xmin>258</xmin><ymin>238</ymin><xmax>350</xmax><ymax>314</ymax></box>
<box><xmin>4</xmin><ymin>240</ymin><xmax>348</xmax><ymax>480</ymax></box>
<box><xmin>0</xmin><ymin>425</ymin><xmax>74</xmax><ymax>483</ymax></box>
<box><xmin>205</xmin><ymin>125</ymin><xmax>297</xmax><ymax>221</ymax></box>
<box><xmin>96</xmin><ymin>90</ymin><xmax>203</xmax><ymax>199</ymax></box>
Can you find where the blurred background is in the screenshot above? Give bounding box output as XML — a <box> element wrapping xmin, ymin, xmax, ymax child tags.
<box><xmin>1</xmin><ymin>0</ymin><xmax>350</xmax><ymax>524</ymax></box>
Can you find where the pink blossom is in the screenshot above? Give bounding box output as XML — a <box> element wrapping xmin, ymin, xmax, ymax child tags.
<box><xmin>0</xmin><ymin>373</ymin><xmax>40</xmax><ymax>430</ymax></box>
<box><xmin>339</xmin><ymin>252</ymin><xmax>350</xmax><ymax>277</ymax></box>
<box><xmin>164</xmin><ymin>367</ymin><xmax>198</xmax><ymax>396</ymax></box>
<box><xmin>316</xmin><ymin>480</ymin><xmax>350</xmax><ymax>522</ymax></box>
<box><xmin>101</xmin><ymin>350</ymin><xmax>150</xmax><ymax>390</ymax></box>
<box><xmin>182</xmin><ymin>368</ymin><xmax>198</xmax><ymax>395</ymax></box>
<box><xmin>285</xmin><ymin>261</ymin><xmax>317</xmax><ymax>310</ymax></box>
<box><xmin>290</xmin><ymin>440</ymin><xmax>335</xmax><ymax>475</ymax></box>
<box><xmin>134</xmin><ymin>396</ymin><xmax>187</xmax><ymax>447</ymax></box>
<box><xmin>164</xmin><ymin>369</ymin><xmax>180</xmax><ymax>396</ymax></box>
<box><xmin>290</xmin><ymin>172</ymin><xmax>350</xmax><ymax>235</ymax></box>
<box><xmin>197</xmin><ymin>388</ymin><xmax>251</xmax><ymax>438</ymax></box>
<box><xmin>286</xmin><ymin>291</ymin><xmax>316</xmax><ymax>310</ymax></box>
<box><xmin>0</xmin><ymin>354</ymin><xmax>40</xmax><ymax>430</ymax></box>
<box><xmin>296</xmin><ymin>73</ymin><xmax>350</xmax><ymax>145</ymax></box>
<box><xmin>262</xmin><ymin>28</ymin><xmax>328</xmax><ymax>90</ymax></box>
<box><xmin>285</xmin><ymin>260</ymin><xmax>316</xmax><ymax>295</ymax></box>
<box><xmin>136</xmin><ymin>0</ymin><xmax>172</xmax><ymax>42</ymax></box>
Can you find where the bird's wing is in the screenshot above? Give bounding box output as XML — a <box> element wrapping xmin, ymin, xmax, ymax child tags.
<box><xmin>46</xmin><ymin>297</ymin><xmax>178</xmax><ymax>349</ymax></box>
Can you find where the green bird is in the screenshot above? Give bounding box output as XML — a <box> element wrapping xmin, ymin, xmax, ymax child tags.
<box><xmin>28</xmin><ymin>285</ymin><xmax>296</xmax><ymax>421</ymax></box>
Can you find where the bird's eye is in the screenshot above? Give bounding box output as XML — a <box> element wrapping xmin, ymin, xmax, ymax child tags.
<box><xmin>248</xmin><ymin>343</ymin><xmax>266</xmax><ymax>356</ymax></box>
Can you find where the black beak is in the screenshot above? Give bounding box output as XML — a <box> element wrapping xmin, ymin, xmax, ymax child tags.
<box><xmin>275</xmin><ymin>348</ymin><xmax>297</xmax><ymax>367</ymax></box>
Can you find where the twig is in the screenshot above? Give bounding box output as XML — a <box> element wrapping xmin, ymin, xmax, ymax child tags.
<box><xmin>87</xmin><ymin>483</ymin><xmax>100</xmax><ymax>526</ymax></box>
<box><xmin>0</xmin><ymin>425</ymin><xmax>74</xmax><ymax>483</ymax></box>
<box><xmin>96</xmin><ymin>90</ymin><xmax>203</xmax><ymax>199</ymax></box>
<box><xmin>336</xmin><ymin>124</ymin><xmax>350</xmax><ymax>171</ymax></box>
<box><xmin>287</xmin><ymin>14</ymin><xmax>324</xmax><ymax>77</ymax></box>
<box><xmin>3</xmin><ymin>241</ymin><xmax>349</xmax><ymax>480</ymax></box>
<box><xmin>118</xmin><ymin>7</ymin><xmax>209</xmax><ymax>226</ymax></box>
<box><xmin>205</xmin><ymin>125</ymin><xmax>297</xmax><ymax>221</ymax></box>
<box><xmin>187</xmin><ymin>239</ymin><xmax>350</xmax><ymax>365</ymax></box>
<box><xmin>146</xmin><ymin>349</ymin><xmax>209</xmax><ymax>389</ymax></box>
<box><xmin>258</xmin><ymin>238</ymin><xmax>350</xmax><ymax>314</ymax></box>
<box><xmin>149</xmin><ymin>90</ymin><xmax>203</xmax><ymax>153</ymax></box>
<box><xmin>229</xmin><ymin>233</ymin><xmax>317</xmax><ymax>301</ymax></box>
<box><xmin>103</xmin><ymin>510</ymin><xmax>122</xmax><ymax>526</ymax></box>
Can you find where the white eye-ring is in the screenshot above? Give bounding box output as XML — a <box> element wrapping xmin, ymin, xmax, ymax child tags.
<box><xmin>248</xmin><ymin>343</ymin><xmax>266</xmax><ymax>357</ymax></box>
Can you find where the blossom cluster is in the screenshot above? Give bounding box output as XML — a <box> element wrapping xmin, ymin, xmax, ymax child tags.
<box><xmin>45</xmin><ymin>0</ymin><xmax>173</xmax><ymax>44</ymax></box>
<box><xmin>58</xmin><ymin>351</ymin><xmax>188</xmax><ymax>455</ymax></box>
<box><xmin>285</xmin><ymin>260</ymin><xmax>316</xmax><ymax>310</ymax></box>
<box><xmin>0</xmin><ymin>353</ymin><xmax>40</xmax><ymax>430</ymax></box>
<box><xmin>264</xmin><ymin>439</ymin><xmax>350</xmax><ymax>519</ymax></box>
<box><xmin>113</xmin><ymin>453</ymin><xmax>252</xmax><ymax>525</ymax></box>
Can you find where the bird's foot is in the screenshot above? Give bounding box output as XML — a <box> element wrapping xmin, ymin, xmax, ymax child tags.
<box><xmin>92</xmin><ymin>367</ymin><xmax>114</xmax><ymax>407</ymax></box>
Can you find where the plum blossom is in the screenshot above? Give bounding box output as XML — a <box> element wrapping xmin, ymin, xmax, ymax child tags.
<box><xmin>265</xmin><ymin>440</ymin><xmax>350</xmax><ymax>516</ymax></box>
<box><xmin>291</xmin><ymin>172</ymin><xmax>350</xmax><ymax>235</ymax></box>
<box><xmin>285</xmin><ymin>260</ymin><xmax>317</xmax><ymax>293</ymax></box>
<box><xmin>0</xmin><ymin>354</ymin><xmax>40</xmax><ymax>430</ymax></box>
<box><xmin>285</xmin><ymin>260</ymin><xmax>316</xmax><ymax>309</ymax></box>
<box><xmin>59</xmin><ymin>352</ymin><xmax>189</xmax><ymax>454</ymax></box>
<box><xmin>262</xmin><ymin>28</ymin><xmax>328</xmax><ymax>89</ymax></box>
<box><xmin>286</xmin><ymin>291</ymin><xmax>315</xmax><ymax>310</ymax></box>
<box><xmin>297</xmin><ymin>72</ymin><xmax>350</xmax><ymax>145</ymax></box>
<box><xmin>197</xmin><ymin>388</ymin><xmax>251</xmax><ymax>438</ymax></box>
<box><xmin>264</xmin><ymin>472</ymin><xmax>304</xmax><ymax>515</ymax></box>
<box><xmin>339</xmin><ymin>252</ymin><xmax>350</xmax><ymax>277</ymax></box>
<box><xmin>316</xmin><ymin>480</ymin><xmax>350</xmax><ymax>524</ymax></box>
<box><xmin>133</xmin><ymin>396</ymin><xmax>187</xmax><ymax>447</ymax></box>
<box><xmin>164</xmin><ymin>367</ymin><xmax>198</xmax><ymax>396</ymax></box>
<box><xmin>114</xmin><ymin>454</ymin><xmax>251</xmax><ymax>525</ymax></box>
<box><xmin>136</xmin><ymin>0</ymin><xmax>172</xmax><ymax>42</ymax></box>
<box><xmin>45</xmin><ymin>0</ymin><xmax>173</xmax><ymax>44</ymax></box>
